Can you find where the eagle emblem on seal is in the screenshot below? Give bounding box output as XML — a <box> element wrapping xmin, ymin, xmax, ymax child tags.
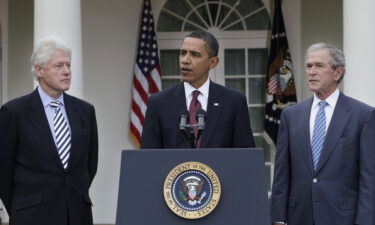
<box><xmin>180</xmin><ymin>176</ymin><xmax>207</xmax><ymax>206</ymax></box>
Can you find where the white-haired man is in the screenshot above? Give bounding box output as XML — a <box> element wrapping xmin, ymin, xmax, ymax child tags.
<box><xmin>0</xmin><ymin>36</ymin><xmax>98</xmax><ymax>225</ymax></box>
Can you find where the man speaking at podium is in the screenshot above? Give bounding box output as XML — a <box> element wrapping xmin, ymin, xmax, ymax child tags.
<box><xmin>141</xmin><ymin>31</ymin><xmax>255</xmax><ymax>149</ymax></box>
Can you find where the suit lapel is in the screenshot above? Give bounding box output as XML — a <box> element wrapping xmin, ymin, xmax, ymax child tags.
<box><xmin>63</xmin><ymin>93</ymin><xmax>81</xmax><ymax>171</ymax></box>
<box><xmin>27</xmin><ymin>89</ymin><xmax>64</xmax><ymax>170</ymax></box>
<box><xmin>200</xmin><ymin>82</ymin><xmax>223</xmax><ymax>148</ymax></box>
<box><xmin>168</xmin><ymin>83</ymin><xmax>189</xmax><ymax>133</ymax></box>
<box><xmin>298</xmin><ymin>98</ymin><xmax>314</xmax><ymax>174</ymax></box>
<box><xmin>316</xmin><ymin>93</ymin><xmax>350</xmax><ymax>172</ymax></box>
<box><xmin>171</xmin><ymin>82</ymin><xmax>188</xmax><ymax>112</ymax></box>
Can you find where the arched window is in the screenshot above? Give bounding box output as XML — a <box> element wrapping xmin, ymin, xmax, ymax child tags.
<box><xmin>156</xmin><ymin>0</ymin><xmax>273</xmax><ymax>195</ymax></box>
<box><xmin>157</xmin><ymin>0</ymin><xmax>269</xmax><ymax>31</ymax></box>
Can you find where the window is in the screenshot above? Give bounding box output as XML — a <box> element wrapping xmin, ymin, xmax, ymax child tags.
<box><xmin>157</xmin><ymin>0</ymin><xmax>269</xmax><ymax>31</ymax></box>
<box><xmin>156</xmin><ymin>0</ymin><xmax>273</xmax><ymax>195</ymax></box>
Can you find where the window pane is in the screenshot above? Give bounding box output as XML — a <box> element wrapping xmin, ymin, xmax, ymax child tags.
<box><xmin>225</xmin><ymin>49</ymin><xmax>245</xmax><ymax>75</ymax></box>
<box><xmin>216</xmin><ymin>5</ymin><xmax>231</xmax><ymax>25</ymax></box>
<box><xmin>187</xmin><ymin>13</ymin><xmax>206</xmax><ymax>29</ymax></box>
<box><xmin>164</xmin><ymin>0</ymin><xmax>192</xmax><ymax>18</ymax></box>
<box><xmin>249</xmin><ymin>106</ymin><xmax>265</xmax><ymax>133</ymax></box>
<box><xmin>157</xmin><ymin>11</ymin><xmax>182</xmax><ymax>31</ymax></box>
<box><xmin>160</xmin><ymin>50</ymin><xmax>180</xmax><ymax>76</ymax></box>
<box><xmin>196</xmin><ymin>6</ymin><xmax>210</xmax><ymax>24</ymax></box>
<box><xmin>248</xmin><ymin>77</ymin><xmax>266</xmax><ymax>104</ymax></box>
<box><xmin>248</xmin><ymin>48</ymin><xmax>268</xmax><ymax>74</ymax></box>
<box><xmin>237</xmin><ymin>0</ymin><xmax>263</xmax><ymax>16</ymax></box>
<box><xmin>190</xmin><ymin>0</ymin><xmax>205</xmax><ymax>6</ymax></box>
<box><xmin>225</xmin><ymin>78</ymin><xmax>245</xmax><ymax>95</ymax></box>
<box><xmin>245</xmin><ymin>9</ymin><xmax>270</xmax><ymax>30</ymax></box>
<box><xmin>222</xmin><ymin>0</ymin><xmax>238</xmax><ymax>6</ymax></box>
<box><xmin>221</xmin><ymin>11</ymin><xmax>240</xmax><ymax>29</ymax></box>
<box><xmin>184</xmin><ymin>22</ymin><xmax>201</xmax><ymax>31</ymax></box>
<box><xmin>208</xmin><ymin>4</ymin><xmax>219</xmax><ymax>23</ymax></box>
<box><xmin>162</xmin><ymin>79</ymin><xmax>180</xmax><ymax>90</ymax></box>
<box><xmin>225</xmin><ymin>21</ymin><xmax>244</xmax><ymax>31</ymax></box>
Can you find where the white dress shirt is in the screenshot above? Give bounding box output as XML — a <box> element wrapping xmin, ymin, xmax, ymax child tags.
<box><xmin>184</xmin><ymin>78</ymin><xmax>210</xmax><ymax>111</ymax></box>
<box><xmin>309</xmin><ymin>88</ymin><xmax>339</xmax><ymax>142</ymax></box>
<box><xmin>38</xmin><ymin>86</ymin><xmax>71</xmax><ymax>146</ymax></box>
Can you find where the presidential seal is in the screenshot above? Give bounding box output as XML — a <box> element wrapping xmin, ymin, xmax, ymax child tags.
<box><xmin>163</xmin><ymin>161</ymin><xmax>221</xmax><ymax>219</ymax></box>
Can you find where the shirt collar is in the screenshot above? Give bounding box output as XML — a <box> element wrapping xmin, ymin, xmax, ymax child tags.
<box><xmin>37</xmin><ymin>86</ymin><xmax>65</xmax><ymax>107</ymax></box>
<box><xmin>312</xmin><ymin>88</ymin><xmax>339</xmax><ymax>109</ymax></box>
<box><xmin>184</xmin><ymin>78</ymin><xmax>210</xmax><ymax>98</ymax></box>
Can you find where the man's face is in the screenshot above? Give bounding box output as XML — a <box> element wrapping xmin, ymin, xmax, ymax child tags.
<box><xmin>305</xmin><ymin>49</ymin><xmax>343</xmax><ymax>99</ymax></box>
<box><xmin>179</xmin><ymin>37</ymin><xmax>219</xmax><ymax>88</ymax></box>
<box><xmin>36</xmin><ymin>50</ymin><xmax>71</xmax><ymax>98</ymax></box>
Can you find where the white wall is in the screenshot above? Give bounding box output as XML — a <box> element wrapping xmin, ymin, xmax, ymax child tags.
<box><xmin>0</xmin><ymin>0</ymin><xmax>5</xmax><ymax>221</ymax></box>
<box><xmin>0</xmin><ymin>0</ymin><xmax>7</xmax><ymax>104</ymax></box>
<box><xmin>301</xmin><ymin>0</ymin><xmax>343</xmax><ymax>100</ymax></box>
<box><xmin>8</xmin><ymin>0</ymin><xmax>34</xmax><ymax>100</ymax></box>
<box><xmin>81</xmin><ymin>0</ymin><xmax>143</xmax><ymax>223</ymax></box>
<box><xmin>283</xmin><ymin>0</ymin><xmax>302</xmax><ymax>101</ymax></box>
<box><xmin>0</xmin><ymin>0</ymin><xmax>7</xmax><ymax>219</ymax></box>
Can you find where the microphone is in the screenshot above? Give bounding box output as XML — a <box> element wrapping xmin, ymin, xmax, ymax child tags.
<box><xmin>196</xmin><ymin>109</ymin><xmax>206</xmax><ymax>142</ymax></box>
<box><xmin>179</xmin><ymin>111</ymin><xmax>189</xmax><ymax>131</ymax></box>
<box><xmin>196</xmin><ymin>109</ymin><xmax>206</xmax><ymax>130</ymax></box>
<box><xmin>180</xmin><ymin>111</ymin><xmax>195</xmax><ymax>148</ymax></box>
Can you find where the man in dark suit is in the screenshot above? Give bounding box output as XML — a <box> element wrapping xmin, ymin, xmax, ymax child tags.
<box><xmin>271</xmin><ymin>43</ymin><xmax>375</xmax><ymax>225</ymax></box>
<box><xmin>141</xmin><ymin>31</ymin><xmax>255</xmax><ymax>149</ymax></box>
<box><xmin>0</xmin><ymin>36</ymin><xmax>98</xmax><ymax>225</ymax></box>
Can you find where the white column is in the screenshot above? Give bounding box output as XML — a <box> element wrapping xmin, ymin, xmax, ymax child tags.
<box><xmin>343</xmin><ymin>0</ymin><xmax>375</xmax><ymax>107</ymax></box>
<box><xmin>0</xmin><ymin>0</ymin><xmax>9</xmax><ymax>104</ymax></box>
<box><xmin>0</xmin><ymin>3</ymin><xmax>9</xmax><ymax>224</ymax></box>
<box><xmin>34</xmin><ymin>0</ymin><xmax>83</xmax><ymax>98</ymax></box>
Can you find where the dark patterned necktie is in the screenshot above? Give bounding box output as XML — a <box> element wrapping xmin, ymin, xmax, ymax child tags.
<box><xmin>50</xmin><ymin>101</ymin><xmax>71</xmax><ymax>169</ymax></box>
<box><xmin>189</xmin><ymin>90</ymin><xmax>202</xmax><ymax>148</ymax></box>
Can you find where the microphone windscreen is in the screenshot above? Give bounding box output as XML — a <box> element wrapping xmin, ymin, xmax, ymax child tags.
<box><xmin>196</xmin><ymin>109</ymin><xmax>206</xmax><ymax>119</ymax></box>
<box><xmin>196</xmin><ymin>109</ymin><xmax>206</xmax><ymax>130</ymax></box>
<box><xmin>179</xmin><ymin>110</ymin><xmax>190</xmax><ymax>130</ymax></box>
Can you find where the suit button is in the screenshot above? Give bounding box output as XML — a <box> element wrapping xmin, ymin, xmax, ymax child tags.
<box><xmin>312</xmin><ymin>178</ymin><xmax>318</xmax><ymax>183</ymax></box>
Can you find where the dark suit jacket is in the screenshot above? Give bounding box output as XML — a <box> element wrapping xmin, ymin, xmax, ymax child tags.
<box><xmin>271</xmin><ymin>92</ymin><xmax>375</xmax><ymax>225</ymax></box>
<box><xmin>0</xmin><ymin>89</ymin><xmax>98</xmax><ymax>225</ymax></box>
<box><xmin>141</xmin><ymin>81</ymin><xmax>255</xmax><ymax>149</ymax></box>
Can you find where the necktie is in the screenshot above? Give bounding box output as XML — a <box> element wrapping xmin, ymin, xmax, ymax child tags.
<box><xmin>50</xmin><ymin>101</ymin><xmax>71</xmax><ymax>170</ymax></box>
<box><xmin>189</xmin><ymin>90</ymin><xmax>202</xmax><ymax>147</ymax></box>
<box><xmin>311</xmin><ymin>101</ymin><xmax>328</xmax><ymax>170</ymax></box>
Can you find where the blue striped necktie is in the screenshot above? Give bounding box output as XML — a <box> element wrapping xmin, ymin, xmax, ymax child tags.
<box><xmin>50</xmin><ymin>101</ymin><xmax>71</xmax><ymax>170</ymax></box>
<box><xmin>312</xmin><ymin>101</ymin><xmax>328</xmax><ymax>170</ymax></box>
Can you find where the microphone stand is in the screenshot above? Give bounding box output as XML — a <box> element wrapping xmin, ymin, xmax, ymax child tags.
<box><xmin>195</xmin><ymin>109</ymin><xmax>206</xmax><ymax>147</ymax></box>
<box><xmin>179</xmin><ymin>112</ymin><xmax>196</xmax><ymax>148</ymax></box>
<box><xmin>179</xmin><ymin>110</ymin><xmax>206</xmax><ymax>149</ymax></box>
<box><xmin>180</xmin><ymin>125</ymin><xmax>196</xmax><ymax>149</ymax></box>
